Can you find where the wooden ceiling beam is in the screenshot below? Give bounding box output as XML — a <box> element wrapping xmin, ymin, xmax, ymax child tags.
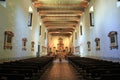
<box><xmin>39</xmin><ymin>10</ymin><xmax>82</xmax><ymax>16</ymax></box>
<box><xmin>49</xmin><ymin>33</ymin><xmax>72</xmax><ymax>36</ymax></box>
<box><xmin>33</xmin><ymin>2</ymin><xmax>89</xmax><ymax>8</ymax></box>
<box><xmin>46</xmin><ymin>26</ymin><xmax>76</xmax><ymax>29</ymax></box>
<box><xmin>48</xmin><ymin>30</ymin><xmax>73</xmax><ymax>32</ymax></box>
<box><xmin>45</xmin><ymin>23</ymin><xmax>77</xmax><ymax>27</ymax></box>
<box><xmin>40</xmin><ymin>13</ymin><xmax>82</xmax><ymax>17</ymax></box>
<box><xmin>42</xmin><ymin>16</ymin><xmax>80</xmax><ymax>22</ymax></box>
<box><xmin>44</xmin><ymin>21</ymin><xmax>79</xmax><ymax>24</ymax></box>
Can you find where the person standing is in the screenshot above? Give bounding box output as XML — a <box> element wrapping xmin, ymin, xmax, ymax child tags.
<box><xmin>59</xmin><ymin>55</ymin><xmax>62</xmax><ymax>62</ymax></box>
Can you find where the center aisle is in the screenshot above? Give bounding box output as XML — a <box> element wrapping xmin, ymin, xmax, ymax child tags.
<box><xmin>39</xmin><ymin>59</ymin><xmax>79</xmax><ymax>80</ymax></box>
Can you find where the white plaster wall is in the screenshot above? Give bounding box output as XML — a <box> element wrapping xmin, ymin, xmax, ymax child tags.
<box><xmin>39</xmin><ymin>23</ymin><xmax>47</xmax><ymax>56</ymax></box>
<box><xmin>76</xmin><ymin>0</ymin><xmax>120</xmax><ymax>60</ymax></box>
<box><xmin>0</xmin><ymin>0</ymin><xmax>40</xmax><ymax>61</ymax></box>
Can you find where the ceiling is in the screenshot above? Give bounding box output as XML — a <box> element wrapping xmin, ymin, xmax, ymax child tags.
<box><xmin>32</xmin><ymin>0</ymin><xmax>90</xmax><ymax>36</ymax></box>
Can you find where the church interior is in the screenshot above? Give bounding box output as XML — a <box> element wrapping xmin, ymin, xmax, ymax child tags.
<box><xmin>0</xmin><ymin>0</ymin><xmax>120</xmax><ymax>80</ymax></box>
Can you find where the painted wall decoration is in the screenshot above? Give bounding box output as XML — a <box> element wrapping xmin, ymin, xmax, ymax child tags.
<box><xmin>4</xmin><ymin>31</ymin><xmax>14</xmax><ymax>49</ymax></box>
<box><xmin>95</xmin><ymin>38</ymin><xmax>100</xmax><ymax>50</ymax></box>
<box><xmin>22</xmin><ymin>38</ymin><xmax>27</xmax><ymax>50</ymax></box>
<box><xmin>87</xmin><ymin>41</ymin><xmax>91</xmax><ymax>51</ymax></box>
<box><xmin>31</xmin><ymin>41</ymin><xmax>35</xmax><ymax>51</ymax></box>
<box><xmin>108</xmin><ymin>31</ymin><xmax>118</xmax><ymax>49</ymax></box>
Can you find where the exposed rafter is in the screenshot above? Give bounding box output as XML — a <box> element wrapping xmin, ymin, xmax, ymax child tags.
<box><xmin>32</xmin><ymin>0</ymin><xmax>90</xmax><ymax>36</ymax></box>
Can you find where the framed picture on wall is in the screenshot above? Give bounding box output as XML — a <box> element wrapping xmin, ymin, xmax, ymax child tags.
<box><xmin>108</xmin><ymin>31</ymin><xmax>118</xmax><ymax>49</ymax></box>
<box><xmin>4</xmin><ymin>31</ymin><xmax>14</xmax><ymax>49</ymax></box>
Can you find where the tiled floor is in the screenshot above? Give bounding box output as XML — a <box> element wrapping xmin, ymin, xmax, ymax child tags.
<box><xmin>40</xmin><ymin>59</ymin><xmax>79</xmax><ymax>80</ymax></box>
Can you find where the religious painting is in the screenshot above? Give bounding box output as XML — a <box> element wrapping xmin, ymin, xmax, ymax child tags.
<box><xmin>108</xmin><ymin>31</ymin><xmax>118</xmax><ymax>49</ymax></box>
<box><xmin>22</xmin><ymin>38</ymin><xmax>27</xmax><ymax>50</ymax></box>
<box><xmin>95</xmin><ymin>38</ymin><xmax>100</xmax><ymax>50</ymax></box>
<box><xmin>4</xmin><ymin>31</ymin><xmax>14</xmax><ymax>49</ymax></box>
